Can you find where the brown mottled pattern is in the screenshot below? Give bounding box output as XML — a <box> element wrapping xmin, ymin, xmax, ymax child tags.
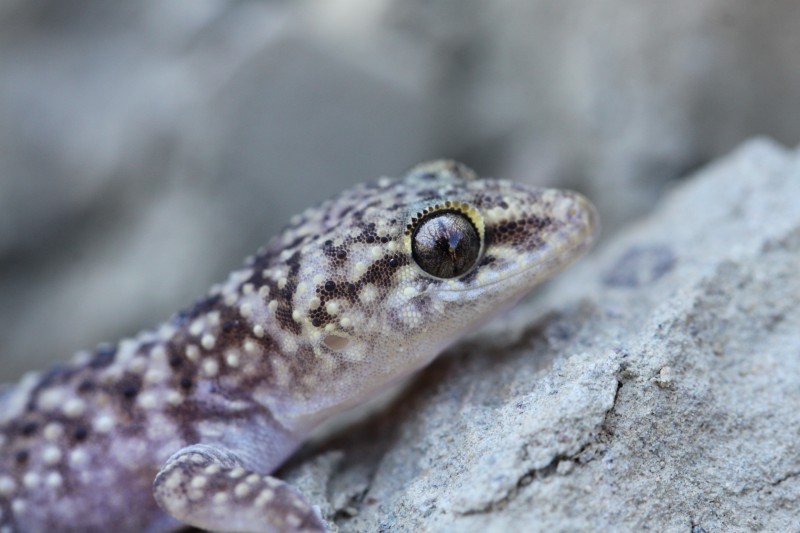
<box><xmin>0</xmin><ymin>160</ymin><xmax>597</xmax><ymax>533</ymax></box>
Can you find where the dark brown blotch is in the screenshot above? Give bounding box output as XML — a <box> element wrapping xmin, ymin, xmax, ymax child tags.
<box><xmin>350</xmin><ymin>253</ymin><xmax>410</xmax><ymax>297</ymax></box>
<box><xmin>322</xmin><ymin>240</ymin><xmax>350</xmax><ymax>265</ymax></box>
<box><xmin>479</xmin><ymin>255</ymin><xmax>496</xmax><ymax>267</ymax></box>
<box><xmin>15</xmin><ymin>449</ymin><xmax>29</xmax><ymax>464</ymax></box>
<box><xmin>77</xmin><ymin>379</ymin><xmax>95</xmax><ymax>393</ymax></box>
<box><xmin>174</xmin><ymin>295</ymin><xmax>222</xmax><ymax>326</ymax></box>
<box><xmin>487</xmin><ymin>215</ymin><xmax>552</xmax><ymax>246</ymax></box>
<box><xmin>20</xmin><ymin>421</ymin><xmax>38</xmax><ymax>437</ymax></box>
<box><xmin>121</xmin><ymin>378</ymin><xmax>141</xmax><ymax>400</ymax></box>
<box><xmin>26</xmin><ymin>365</ymin><xmax>80</xmax><ymax>412</ymax></box>
<box><xmin>89</xmin><ymin>345</ymin><xmax>117</xmax><ymax>369</ymax></box>
<box><xmin>273</xmin><ymin>252</ymin><xmax>303</xmax><ymax>335</ymax></box>
<box><xmin>282</xmin><ymin>234</ymin><xmax>308</xmax><ymax>252</ymax></box>
<box><xmin>73</xmin><ymin>425</ymin><xmax>89</xmax><ymax>441</ymax></box>
<box><xmin>275</xmin><ymin>303</ymin><xmax>301</xmax><ymax>335</ymax></box>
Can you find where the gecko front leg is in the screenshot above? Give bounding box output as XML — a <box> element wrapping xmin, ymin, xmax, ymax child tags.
<box><xmin>153</xmin><ymin>444</ymin><xmax>326</xmax><ymax>533</ymax></box>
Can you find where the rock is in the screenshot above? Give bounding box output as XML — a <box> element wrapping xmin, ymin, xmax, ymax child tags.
<box><xmin>293</xmin><ymin>138</ymin><xmax>800</xmax><ymax>532</ymax></box>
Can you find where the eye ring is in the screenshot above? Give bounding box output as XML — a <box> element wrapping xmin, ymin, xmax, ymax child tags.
<box><xmin>410</xmin><ymin>208</ymin><xmax>482</xmax><ymax>278</ymax></box>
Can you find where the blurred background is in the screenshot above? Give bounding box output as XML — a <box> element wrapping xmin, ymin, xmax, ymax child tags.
<box><xmin>1</xmin><ymin>0</ymin><xmax>799</xmax><ymax>381</ymax></box>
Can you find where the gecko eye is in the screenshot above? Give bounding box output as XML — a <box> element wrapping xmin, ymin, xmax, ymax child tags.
<box><xmin>411</xmin><ymin>210</ymin><xmax>481</xmax><ymax>278</ymax></box>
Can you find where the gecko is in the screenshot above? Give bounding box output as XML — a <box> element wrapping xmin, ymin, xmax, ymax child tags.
<box><xmin>0</xmin><ymin>160</ymin><xmax>598</xmax><ymax>533</ymax></box>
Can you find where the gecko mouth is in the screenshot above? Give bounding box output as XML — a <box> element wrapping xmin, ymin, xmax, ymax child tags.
<box><xmin>436</xmin><ymin>261</ymin><xmax>547</xmax><ymax>294</ymax></box>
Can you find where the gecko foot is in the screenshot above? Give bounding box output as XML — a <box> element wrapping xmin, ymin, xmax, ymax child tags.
<box><xmin>153</xmin><ymin>444</ymin><xmax>327</xmax><ymax>533</ymax></box>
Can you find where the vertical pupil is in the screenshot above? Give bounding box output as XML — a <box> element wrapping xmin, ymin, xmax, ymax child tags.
<box><xmin>448</xmin><ymin>231</ymin><xmax>462</xmax><ymax>251</ymax></box>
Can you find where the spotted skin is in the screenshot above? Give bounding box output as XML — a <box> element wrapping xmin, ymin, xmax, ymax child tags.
<box><xmin>0</xmin><ymin>161</ymin><xmax>598</xmax><ymax>532</ymax></box>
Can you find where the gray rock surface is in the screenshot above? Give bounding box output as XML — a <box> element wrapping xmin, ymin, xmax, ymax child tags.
<box><xmin>285</xmin><ymin>138</ymin><xmax>800</xmax><ymax>532</ymax></box>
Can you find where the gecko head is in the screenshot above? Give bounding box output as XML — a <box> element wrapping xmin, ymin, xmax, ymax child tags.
<box><xmin>248</xmin><ymin>160</ymin><xmax>597</xmax><ymax>427</ymax></box>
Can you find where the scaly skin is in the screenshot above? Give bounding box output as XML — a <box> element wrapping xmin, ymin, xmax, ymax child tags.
<box><xmin>0</xmin><ymin>161</ymin><xmax>598</xmax><ymax>532</ymax></box>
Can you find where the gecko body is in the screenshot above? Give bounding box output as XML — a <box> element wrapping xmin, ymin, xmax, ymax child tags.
<box><xmin>0</xmin><ymin>161</ymin><xmax>597</xmax><ymax>532</ymax></box>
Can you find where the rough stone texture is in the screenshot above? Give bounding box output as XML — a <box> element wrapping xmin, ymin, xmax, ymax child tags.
<box><xmin>3</xmin><ymin>1</ymin><xmax>800</xmax><ymax>381</ymax></box>
<box><xmin>282</xmin><ymin>138</ymin><xmax>800</xmax><ymax>531</ymax></box>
